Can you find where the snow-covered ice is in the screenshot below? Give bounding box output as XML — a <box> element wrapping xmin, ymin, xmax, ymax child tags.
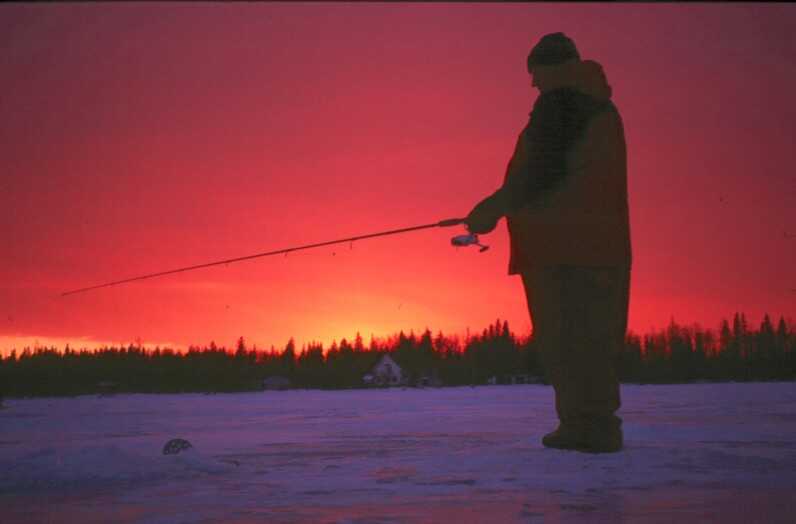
<box><xmin>1</xmin><ymin>383</ymin><xmax>795</xmax><ymax>523</ymax></box>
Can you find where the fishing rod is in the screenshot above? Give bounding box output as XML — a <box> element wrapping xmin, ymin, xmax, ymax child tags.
<box><xmin>61</xmin><ymin>217</ymin><xmax>488</xmax><ymax>297</ymax></box>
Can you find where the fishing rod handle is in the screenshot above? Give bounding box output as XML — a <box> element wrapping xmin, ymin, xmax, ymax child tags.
<box><xmin>437</xmin><ymin>217</ymin><xmax>466</xmax><ymax>228</ymax></box>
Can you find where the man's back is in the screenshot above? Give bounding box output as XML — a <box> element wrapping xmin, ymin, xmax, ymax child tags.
<box><xmin>506</xmin><ymin>83</ymin><xmax>631</xmax><ymax>272</ymax></box>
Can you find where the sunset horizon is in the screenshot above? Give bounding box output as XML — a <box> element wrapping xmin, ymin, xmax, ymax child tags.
<box><xmin>2</xmin><ymin>309</ymin><xmax>793</xmax><ymax>358</ymax></box>
<box><xmin>3</xmin><ymin>3</ymin><xmax>794</xmax><ymax>359</ymax></box>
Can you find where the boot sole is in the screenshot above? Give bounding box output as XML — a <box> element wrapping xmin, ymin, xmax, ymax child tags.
<box><xmin>542</xmin><ymin>439</ymin><xmax>622</xmax><ymax>453</ymax></box>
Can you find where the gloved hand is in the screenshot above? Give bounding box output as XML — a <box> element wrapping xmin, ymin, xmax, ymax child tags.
<box><xmin>465</xmin><ymin>193</ymin><xmax>504</xmax><ymax>235</ymax></box>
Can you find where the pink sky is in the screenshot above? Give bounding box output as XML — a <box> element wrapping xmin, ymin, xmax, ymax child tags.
<box><xmin>1</xmin><ymin>3</ymin><xmax>794</xmax><ymax>354</ymax></box>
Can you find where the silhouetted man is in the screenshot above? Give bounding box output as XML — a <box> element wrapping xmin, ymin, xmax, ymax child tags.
<box><xmin>465</xmin><ymin>33</ymin><xmax>631</xmax><ymax>453</ymax></box>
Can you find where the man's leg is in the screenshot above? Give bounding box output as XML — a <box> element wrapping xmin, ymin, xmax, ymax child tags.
<box><xmin>521</xmin><ymin>266</ymin><xmax>584</xmax><ymax>447</ymax></box>
<box><xmin>521</xmin><ymin>265</ymin><xmax>630</xmax><ymax>452</ymax></box>
<box><xmin>568</xmin><ymin>265</ymin><xmax>629</xmax><ymax>452</ymax></box>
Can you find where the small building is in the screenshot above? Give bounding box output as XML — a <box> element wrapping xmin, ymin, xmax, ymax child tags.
<box><xmin>262</xmin><ymin>376</ymin><xmax>291</xmax><ymax>391</ymax></box>
<box><xmin>507</xmin><ymin>373</ymin><xmax>543</xmax><ymax>385</ymax></box>
<box><xmin>508</xmin><ymin>373</ymin><xmax>535</xmax><ymax>385</ymax></box>
<box><xmin>487</xmin><ymin>374</ymin><xmax>542</xmax><ymax>385</ymax></box>
<box><xmin>363</xmin><ymin>354</ymin><xmax>404</xmax><ymax>387</ymax></box>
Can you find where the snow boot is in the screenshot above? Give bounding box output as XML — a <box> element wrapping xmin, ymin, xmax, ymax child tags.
<box><xmin>542</xmin><ymin>416</ymin><xmax>623</xmax><ymax>453</ymax></box>
<box><xmin>581</xmin><ymin>415</ymin><xmax>623</xmax><ymax>453</ymax></box>
<box><xmin>541</xmin><ymin>423</ymin><xmax>588</xmax><ymax>450</ymax></box>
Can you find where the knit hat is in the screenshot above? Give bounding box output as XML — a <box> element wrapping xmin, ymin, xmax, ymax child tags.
<box><xmin>527</xmin><ymin>32</ymin><xmax>580</xmax><ymax>72</ymax></box>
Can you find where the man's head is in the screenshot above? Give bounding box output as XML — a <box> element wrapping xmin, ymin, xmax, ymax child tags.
<box><xmin>527</xmin><ymin>32</ymin><xmax>581</xmax><ymax>93</ymax></box>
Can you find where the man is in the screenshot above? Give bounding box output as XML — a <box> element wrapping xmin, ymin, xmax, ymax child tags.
<box><xmin>465</xmin><ymin>33</ymin><xmax>632</xmax><ymax>453</ymax></box>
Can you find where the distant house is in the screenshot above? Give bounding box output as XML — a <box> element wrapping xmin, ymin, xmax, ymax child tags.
<box><xmin>508</xmin><ymin>373</ymin><xmax>539</xmax><ymax>385</ymax></box>
<box><xmin>487</xmin><ymin>374</ymin><xmax>542</xmax><ymax>386</ymax></box>
<box><xmin>262</xmin><ymin>376</ymin><xmax>291</xmax><ymax>391</ymax></box>
<box><xmin>363</xmin><ymin>354</ymin><xmax>404</xmax><ymax>387</ymax></box>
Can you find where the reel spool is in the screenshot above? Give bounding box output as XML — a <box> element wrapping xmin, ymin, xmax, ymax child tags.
<box><xmin>451</xmin><ymin>233</ymin><xmax>489</xmax><ymax>252</ymax></box>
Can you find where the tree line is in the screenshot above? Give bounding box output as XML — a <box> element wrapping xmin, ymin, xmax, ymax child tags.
<box><xmin>0</xmin><ymin>312</ymin><xmax>793</xmax><ymax>397</ymax></box>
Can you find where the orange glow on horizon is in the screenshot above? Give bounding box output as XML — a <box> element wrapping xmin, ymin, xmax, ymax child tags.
<box><xmin>1</xmin><ymin>4</ymin><xmax>793</xmax><ymax>356</ymax></box>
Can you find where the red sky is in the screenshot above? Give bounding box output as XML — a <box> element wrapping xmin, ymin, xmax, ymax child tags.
<box><xmin>2</xmin><ymin>3</ymin><xmax>794</xmax><ymax>354</ymax></box>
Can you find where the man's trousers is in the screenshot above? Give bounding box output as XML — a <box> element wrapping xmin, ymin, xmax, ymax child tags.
<box><xmin>521</xmin><ymin>265</ymin><xmax>630</xmax><ymax>429</ymax></box>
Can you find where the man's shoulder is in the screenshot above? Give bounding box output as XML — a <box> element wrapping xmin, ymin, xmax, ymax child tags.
<box><xmin>529</xmin><ymin>90</ymin><xmax>569</xmax><ymax>122</ymax></box>
<box><xmin>532</xmin><ymin>89</ymin><xmax>571</xmax><ymax>110</ymax></box>
<box><xmin>534</xmin><ymin>88</ymin><xmax>616</xmax><ymax>108</ymax></box>
<box><xmin>530</xmin><ymin>89</ymin><xmax>616</xmax><ymax>127</ymax></box>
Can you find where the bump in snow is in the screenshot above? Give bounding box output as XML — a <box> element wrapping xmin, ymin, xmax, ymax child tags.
<box><xmin>162</xmin><ymin>438</ymin><xmax>193</xmax><ymax>455</ymax></box>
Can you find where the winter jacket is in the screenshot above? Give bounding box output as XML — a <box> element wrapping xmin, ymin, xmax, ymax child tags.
<box><xmin>491</xmin><ymin>61</ymin><xmax>632</xmax><ymax>273</ymax></box>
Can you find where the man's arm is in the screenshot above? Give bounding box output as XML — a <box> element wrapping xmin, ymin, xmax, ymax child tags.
<box><xmin>466</xmin><ymin>92</ymin><xmax>569</xmax><ymax>234</ymax></box>
<box><xmin>465</xmin><ymin>130</ymin><xmax>529</xmax><ymax>234</ymax></box>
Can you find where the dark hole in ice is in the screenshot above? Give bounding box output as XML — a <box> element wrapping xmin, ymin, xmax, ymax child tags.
<box><xmin>163</xmin><ymin>438</ymin><xmax>193</xmax><ymax>455</ymax></box>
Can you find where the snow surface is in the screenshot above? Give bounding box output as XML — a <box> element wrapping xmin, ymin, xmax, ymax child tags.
<box><xmin>1</xmin><ymin>383</ymin><xmax>796</xmax><ymax>523</ymax></box>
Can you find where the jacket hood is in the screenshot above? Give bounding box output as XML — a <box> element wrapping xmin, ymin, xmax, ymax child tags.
<box><xmin>576</xmin><ymin>60</ymin><xmax>612</xmax><ymax>100</ymax></box>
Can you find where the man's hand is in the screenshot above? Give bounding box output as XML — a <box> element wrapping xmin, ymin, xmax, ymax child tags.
<box><xmin>465</xmin><ymin>193</ymin><xmax>504</xmax><ymax>235</ymax></box>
